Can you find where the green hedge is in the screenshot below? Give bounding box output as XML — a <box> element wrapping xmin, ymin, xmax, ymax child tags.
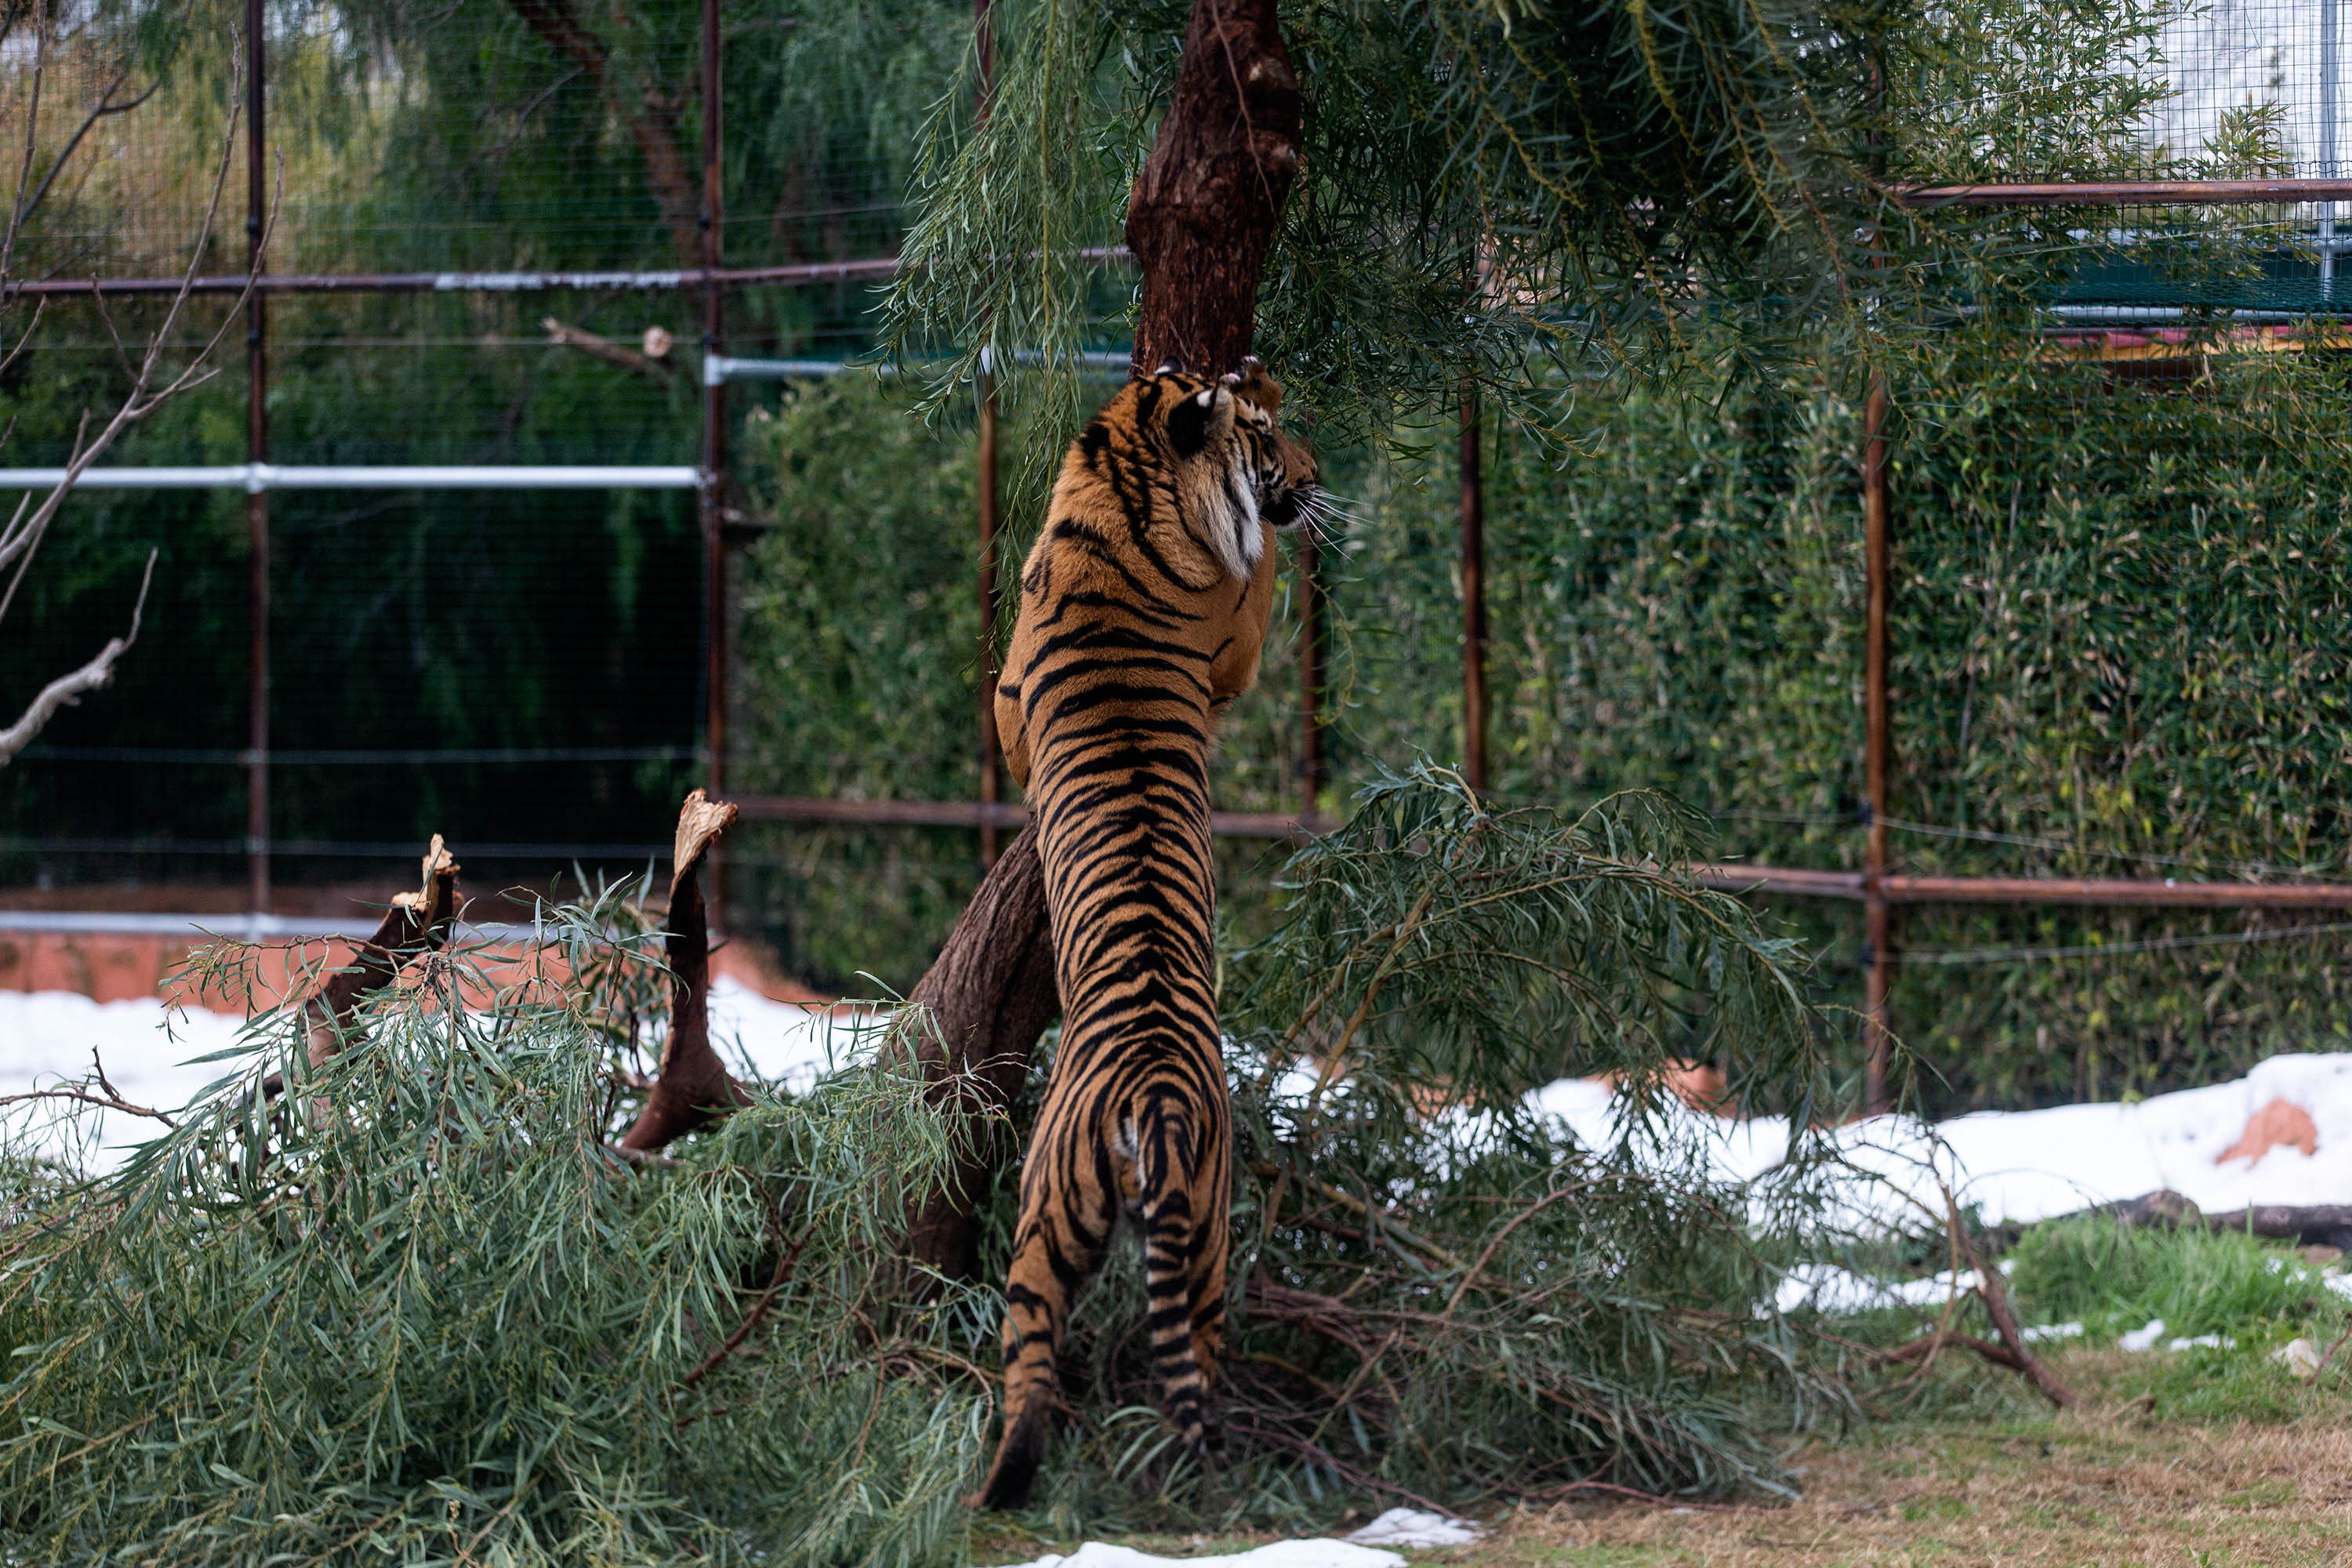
<box><xmin>734</xmin><ymin>344</ymin><xmax>2352</xmax><ymax>1106</ymax></box>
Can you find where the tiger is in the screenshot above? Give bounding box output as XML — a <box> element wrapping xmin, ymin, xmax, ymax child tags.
<box><xmin>971</xmin><ymin>357</ymin><xmax>1323</xmax><ymax>1512</ymax></box>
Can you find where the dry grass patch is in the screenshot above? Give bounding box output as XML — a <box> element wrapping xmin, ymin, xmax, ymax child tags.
<box><xmin>1468</xmin><ymin>1353</ymin><xmax>2352</xmax><ymax>1566</ymax></box>
<box><xmin>978</xmin><ymin>1352</ymin><xmax>2352</xmax><ymax>1568</ymax></box>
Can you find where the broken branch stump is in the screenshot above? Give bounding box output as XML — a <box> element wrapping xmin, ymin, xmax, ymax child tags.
<box><xmin>620</xmin><ymin>789</ymin><xmax>753</xmax><ymax>1151</ymax></box>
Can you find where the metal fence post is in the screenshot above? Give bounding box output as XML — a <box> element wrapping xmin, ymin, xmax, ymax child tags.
<box><xmin>976</xmin><ymin>367</ymin><xmax>1003</xmax><ymax>867</ymax></box>
<box><xmin>1861</xmin><ymin>375</ymin><xmax>1893</xmax><ymax>1114</ymax></box>
<box><xmin>699</xmin><ymin>0</ymin><xmax>728</xmax><ymax>922</ymax></box>
<box><xmin>1298</xmin><ymin>528</ymin><xmax>1324</xmax><ymax>811</ymax></box>
<box><xmin>2325</xmin><ymin>0</ymin><xmax>2340</xmax><ymax>299</ymax></box>
<box><xmin>971</xmin><ymin>0</ymin><xmax>1003</xmax><ymax>870</ymax></box>
<box><xmin>1460</xmin><ymin>384</ymin><xmax>1487</xmax><ymax>793</ymax></box>
<box><xmin>244</xmin><ymin>0</ymin><xmax>270</xmax><ymax>917</ymax></box>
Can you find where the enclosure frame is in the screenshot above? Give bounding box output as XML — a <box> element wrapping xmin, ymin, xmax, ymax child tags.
<box><xmin>13</xmin><ymin>4</ymin><xmax>2352</xmax><ymax>1105</ymax></box>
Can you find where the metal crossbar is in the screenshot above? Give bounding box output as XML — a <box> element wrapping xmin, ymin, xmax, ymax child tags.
<box><xmin>0</xmin><ymin>465</ymin><xmax>704</xmax><ymax>491</ymax></box>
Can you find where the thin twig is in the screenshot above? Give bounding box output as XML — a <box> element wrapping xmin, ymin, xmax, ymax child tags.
<box><xmin>0</xmin><ymin>546</ymin><xmax>152</xmax><ymax>764</ymax></box>
<box><xmin>1947</xmin><ymin>1188</ymin><xmax>2074</xmax><ymax>1408</ymax></box>
<box><xmin>677</xmin><ymin>1228</ymin><xmax>812</xmax><ymax>1390</ymax></box>
<box><xmin>2308</xmin><ymin>1319</ymin><xmax>2352</xmax><ymax>1380</ymax></box>
<box><xmin>16</xmin><ymin>67</ymin><xmax>163</xmax><ymax>225</ymax></box>
<box><xmin>1440</xmin><ymin>1181</ymin><xmax>1588</xmax><ymax>1321</ymax></box>
<box><xmin>0</xmin><ymin>1073</ymin><xmax>176</xmax><ymax>1127</ymax></box>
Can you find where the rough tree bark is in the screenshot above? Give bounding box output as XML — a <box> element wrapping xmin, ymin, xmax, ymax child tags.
<box><xmin>301</xmin><ymin>835</ymin><xmax>463</xmax><ymax>1070</ymax></box>
<box><xmin>1124</xmin><ymin>0</ymin><xmax>1301</xmax><ymax>378</ymax></box>
<box><xmin>895</xmin><ymin>0</ymin><xmax>1305</xmax><ymax>1280</ymax></box>
<box><xmin>895</xmin><ymin>823</ymin><xmax>1062</xmax><ymax>1281</ymax></box>
<box><xmin>2030</xmin><ymin>1189</ymin><xmax>2352</xmax><ymax>1252</ymax></box>
<box><xmin>621</xmin><ymin>789</ymin><xmax>754</xmax><ymax>1150</ymax></box>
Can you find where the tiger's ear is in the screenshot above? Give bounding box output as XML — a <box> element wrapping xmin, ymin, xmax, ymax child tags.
<box><xmin>1233</xmin><ymin>356</ymin><xmax>1283</xmax><ymax>415</ymax></box>
<box><xmin>1152</xmin><ymin>358</ymin><xmax>1187</xmax><ymax>377</ymax></box>
<box><xmin>1164</xmin><ymin>381</ymin><xmax>1232</xmax><ymax>457</ymax></box>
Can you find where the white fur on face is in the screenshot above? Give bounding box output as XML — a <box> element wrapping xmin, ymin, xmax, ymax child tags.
<box><xmin>1183</xmin><ymin>387</ymin><xmax>1265</xmax><ymax>584</ymax></box>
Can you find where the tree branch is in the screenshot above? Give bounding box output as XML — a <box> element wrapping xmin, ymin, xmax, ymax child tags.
<box><xmin>0</xmin><ymin>546</ymin><xmax>152</xmax><ymax>766</ymax></box>
<box><xmin>0</xmin><ymin>1045</ymin><xmax>176</xmax><ymax>1127</ymax></box>
<box><xmin>298</xmin><ymin>836</ymin><xmax>463</xmax><ymax>1073</ymax></box>
<box><xmin>543</xmin><ymin>315</ymin><xmax>673</xmax><ymax>381</ymax></box>
<box><xmin>16</xmin><ymin>65</ymin><xmax>163</xmax><ymax>227</ymax></box>
<box><xmin>1124</xmin><ymin>0</ymin><xmax>1301</xmax><ymax>376</ymax></box>
<box><xmin>619</xmin><ymin>789</ymin><xmax>753</xmax><ymax>1151</ymax></box>
<box><xmin>504</xmin><ymin>0</ymin><xmax>702</xmax><ymax>265</ymax></box>
<box><xmin>253</xmin><ymin>837</ymin><xmax>463</xmax><ymax>1108</ymax></box>
<box><xmin>1949</xmin><ymin>1192</ymin><xmax>2074</xmax><ymax>1408</ymax></box>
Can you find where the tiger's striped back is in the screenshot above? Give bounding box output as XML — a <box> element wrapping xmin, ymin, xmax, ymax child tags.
<box><xmin>971</xmin><ymin>361</ymin><xmax>1319</xmax><ymax>1512</ymax></box>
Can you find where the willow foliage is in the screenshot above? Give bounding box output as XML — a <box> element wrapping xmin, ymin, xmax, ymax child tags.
<box><xmin>0</xmin><ymin>894</ymin><xmax>993</xmax><ymax>1567</ymax></box>
<box><xmin>3</xmin><ymin>780</ymin><xmax>1858</xmax><ymax>1555</ymax></box>
<box><xmin>887</xmin><ymin>0</ymin><xmax>1894</xmax><ymax>443</ymax></box>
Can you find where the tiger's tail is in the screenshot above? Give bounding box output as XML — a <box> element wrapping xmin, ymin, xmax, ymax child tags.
<box><xmin>970</xmin><ymin>1101</ymin><xmax>1226</xmax><ymax>1510</ymax></box>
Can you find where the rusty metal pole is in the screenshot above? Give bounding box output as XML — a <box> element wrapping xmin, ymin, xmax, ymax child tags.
<box><xmin>243</xmin><ymin>0</ymin><xmax>270</xmax><ymax>917</ymax></box>
<box><xmin>1460</xmin><ymin>383</ymin><xmax>1488</xmax><ymax>793</ymax></box>
<box><xmin>971</xmin><ymin>0</ymin><xmax>1002</xmax><ymax>869</ymax></box>
<box><xmin>1861</xmin><ymin>376</ymin><xmax>1893</xmax><ymax>1115</ymax></box>
<box><xmin>976</xmin><ymin>366</ymin><xmax>1003</xmax><ymax>867</ymax></box>
<box><xmin>699</xmin><ymin>0</ymin><xmax>727</xmax><ymax>923</ymax></box>
<box><xmin>1298</xmin><ymin>528</ymin><xmax>1324</xmax><ymax>810</ymax></box>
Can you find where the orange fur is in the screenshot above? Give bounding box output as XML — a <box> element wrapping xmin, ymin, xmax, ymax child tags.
<box><xmin>972</xmin><ymin>360</ymin><xmax>1319</xmax><ymax>1511</ymax></box>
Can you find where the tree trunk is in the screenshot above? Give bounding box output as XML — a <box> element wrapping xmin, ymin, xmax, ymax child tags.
<box><xmin>895</xmin><ymin>822</ymin><xmax>1062</xmax><ymax>1280</ymax></box>
<box><xmin>1124</xmin><ymin>0</ymin><xmax>1301</xmax><ymax>377</ymax></box>
<box><xmin>896</xmin><ymin>0</ymin><xmax>1305</xmax><ymax>1279</ymax></box>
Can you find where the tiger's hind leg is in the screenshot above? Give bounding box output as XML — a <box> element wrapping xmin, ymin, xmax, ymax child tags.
<box><xmin>1138</xmin><ymin>1108</ymin><xmax>1229</xmax><ymax>1465</ymax></box>
<box><xmin>970</xmin><ymin>1123</ymin><xmax>1116</xmax><ymax>1512</ymax></box>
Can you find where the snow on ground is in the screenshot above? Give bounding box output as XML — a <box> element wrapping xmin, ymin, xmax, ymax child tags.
<box><xmin>987</xmin><ymin>1519</ymin><xmax>1489</xmax><ymax>1568</ymax></box>
<box><xmin>702</xmin><ymin>977</ymin><xmax>883</xmax><ymax>1091</ymax></box>
<box><xmin>0</xmin><ymin>978</ymin><xmax>870</xmax><ymax>1170</ymax></box>
<box><xmin>1525</xmin><ymin>1053</ymin><xmax>2352</xmax><ymax>1232</ymax></box>
<box><xmin>7</xmin><ymin>982</ymin><xmax>2350</xmax><ymax>1232</ymax></box>
<box><xmin>1342</xmin><ymin>1511</ymin><xmax>1487</xmax><ymax>1548</ymax></box>
<box><xmin>997</xmin><ymin>1541</ymin><xmax>1408</xmax><ymax>1568</ymax></box>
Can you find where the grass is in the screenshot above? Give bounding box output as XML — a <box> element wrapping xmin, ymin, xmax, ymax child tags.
<box><xmin>982</xmin><ymin>1351</ymin><xmax>2352</xmax><ymax>1566</ymax></box>
<box><xmin>1470</xmin><ymin>1351</ymin><xmax>2352</xmax><ymax>1567</ymax></box>
<box><xmin>2008</xmin><ymin>1218</ymin><xmax>2350</xmax><ymax>1352</ymax></box>
<box><xmin>972</xmin><ymin>1221</ymin><xmax>2352</xmax><ymax>1567</ymax></box>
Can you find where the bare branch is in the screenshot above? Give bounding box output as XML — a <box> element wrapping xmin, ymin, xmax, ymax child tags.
<box><xmin>2</xmin><ymin>9</ymin><xmax>51</xmax><ymax>283</ymax></box>
<box><xmin>0</xmin><ymin>405</ymin><xmax>82</xmax><ymax>583</ymax></box>
<box><xmin>16</xmin><ymin>64</ymin><xmax>162</xmax><ymax>227</ymax></box>
<box><xmin>0</xmin><ymin>38</ymin><xmax>275</xmax><ymax>632</ymax></box>
<box><xmin>0</xmin><ymin>1046</ymin><xmax>178</xmax><ymax>1126</ymax></box>
<box><xmin>543</xmin><ymin>315</ymin><xmax>673</xmax><ymax>381</ymax></box>
<box><xmin>0</xmin><ymin>1086</ymin><xmax>178</xmax><ymax>1125</ymax></box>
<box><xmin>0</xmin><ymin>546</ymin><xmax>154</xmax><ymax>766</ymax></box>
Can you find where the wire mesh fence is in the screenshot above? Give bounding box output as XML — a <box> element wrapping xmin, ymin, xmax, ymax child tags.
<box><xmin>1</xmin><ymin>0</ymin><xmax>2347</xmax><ymax>1110</ymax></box>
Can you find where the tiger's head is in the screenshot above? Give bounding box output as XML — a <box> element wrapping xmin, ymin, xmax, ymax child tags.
<box><xmin>1228</xmin><ymin>357</ymin><xmax>1326</xmax><ymax>540</ymax></box>
<box><xmin>1123</xmin><ymin>355</ymin><xmax>1324</xmax><ymax>584</ymax></box>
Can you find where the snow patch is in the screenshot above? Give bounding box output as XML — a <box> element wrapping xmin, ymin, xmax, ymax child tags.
<box><xmin>1345</xmin><ymin>1510</ymin><xmax>1487</xmax><ymax>1548</ymax></box>
<box><xmin>0</xmin><ymin>978</ymin><xmax>880</xmax><ymax>1169</ymax></box>
<box><xmin>998</xmin><ymin>1542</ymin><xmax>1406</xmax><ymax>1568</ymax></box>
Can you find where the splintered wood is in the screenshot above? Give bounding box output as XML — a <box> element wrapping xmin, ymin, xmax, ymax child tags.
<box><xmin>621</xmin><ymin>789</ymin><xmax>752</xmax><ymax>1152</ymax></box>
